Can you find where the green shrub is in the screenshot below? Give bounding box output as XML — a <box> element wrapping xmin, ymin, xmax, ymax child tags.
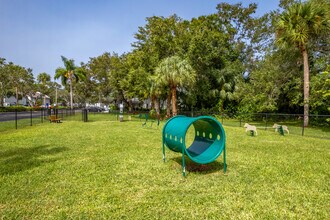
<box><xmin>0</xmin><ymin>106</ymin><xmax>28</xmax><ymax>112</ymax></box>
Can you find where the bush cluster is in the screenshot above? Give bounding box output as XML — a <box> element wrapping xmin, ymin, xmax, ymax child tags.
<box><xmin>0</xmin><ymin>106</ymin><xmax>29</xmax><ymax>112</ymax></box>
<box><xmin>0</xmin><ymin>106</ymin><xmax>61</xmax><ymax>112</ymax></box>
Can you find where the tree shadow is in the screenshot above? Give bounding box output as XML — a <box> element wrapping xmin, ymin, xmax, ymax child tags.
<box><xmin>171</xmin><ymin>156</ymin><xmax>225</xmax><ymax>174</ymax></box>
<box><xmin>0</xmin><ymin>145</ymin><xmax>69</xmax><ymax>176</ymax></box>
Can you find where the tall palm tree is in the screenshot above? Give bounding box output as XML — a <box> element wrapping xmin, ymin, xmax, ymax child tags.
<box><xmin>54</xmin><ymin>56</ymin><xmax>86</xmax><ymax>109</ymax></box>
<box><xmin>276</xmin><ymin>0</ymin><xmax>330</xmax><ymax>126</ymax></box>
<box><xmin>155</xmin><ymin>56</ymin><xmax>196</xmax><ymax>116</ymax></box>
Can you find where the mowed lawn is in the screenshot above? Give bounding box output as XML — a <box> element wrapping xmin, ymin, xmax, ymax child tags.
<box><xmin>0</xmin><ymin>117</ymin><xmax>329</xmax><ymax>219</ymax></box>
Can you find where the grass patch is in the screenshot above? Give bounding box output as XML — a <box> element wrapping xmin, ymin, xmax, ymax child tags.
<box><xmin>0</xmin><ymin>119</ymin><xmax>329</xmax><ymax>219</ymax></box>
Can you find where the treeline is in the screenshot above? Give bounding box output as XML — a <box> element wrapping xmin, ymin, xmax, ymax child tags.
<box><xmin>0</xmin><ymin>0</ymin><xmax>329</xmax><ymax>120</ymax></box>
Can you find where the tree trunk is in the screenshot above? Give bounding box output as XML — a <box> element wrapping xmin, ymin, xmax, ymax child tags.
<box><xmin>154</xmin><ymin>97</ymin><xmax>160</xmax><ymax>117</ymax></box>
<box><xmin>150</xmin><ymin>94</ymin><xmax>155</xmax><ymax>110</ymax></box>
<box><xmin>302</xmin><ymin>48</ymin><xmax>309</xmax><ymax>127</ymax></box>
<box><xmin>128</xmin><ymin>99</ymin><xmax>133</xmax><ymax>112</ymax></box>
<box><xmin>171</xmin><ymin>86</ymin><xmax>177</xmax><ymax>116</ymax></box>
<box><xmin>120</xmin><ymin>91</ymin><xmax>130</xmax><ymax>110</ymax></box>
<box><xmin>70</xmin><ymin>81</ymin><xmax>73</xmax><ymax>110</ymax></box>
<box><xmin>166</xmin><ymin>90</ymin><xmax>171</xmax><ymax>118</ymax></box>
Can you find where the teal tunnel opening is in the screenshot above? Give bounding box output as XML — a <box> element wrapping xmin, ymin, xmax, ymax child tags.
<box><xmin>162</xmin><ymin>116</ymin><xmax>226</xmax><ymax>164</ymax></box>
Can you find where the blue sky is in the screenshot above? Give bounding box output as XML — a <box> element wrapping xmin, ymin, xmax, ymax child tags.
<box><xmin>0</xmin><ymin>0</ymin><xmax>280</xmax><ymax>79</ymax></box>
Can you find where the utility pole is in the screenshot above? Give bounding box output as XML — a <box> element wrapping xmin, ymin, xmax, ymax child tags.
<box><xmin>0</xmin><ymin>82</ymin><xmax>3</xmax><ymax>106</ymax></box>
<box><xmin>15</xmin><ymin>87</ymin><xmax>18</xmax><ymax>106</ymax></box>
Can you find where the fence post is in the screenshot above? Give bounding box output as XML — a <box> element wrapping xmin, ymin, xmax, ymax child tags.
<box><xmin>86</xmin><ymin>109</ymin><xmax>88</xmax><ymax>122</ymax></box>
<box><xmin>30</xmin><ymin>109</ymin><xmax>33</xmax><ymax>126</ymax></box>
<box><xmin>15</xmin><ymin>109</ymin><xmax>18</xmax><ymax>129</ymax></box>
<box><xmin>83</xmin><ymin>109</ymin><xmax>88</xmax><ymax>122</ymax></box>
<box><xmin>41</xmin><ymin>109</ymin><xmax>43</xmax><ymax>123</ymax></box>
<box><xmin>265</xmin><ymin>113</ymin><xmax>268</xmax><ymax>130</ymax></box>
<box><xmin>301</xmin><ymin>114</ymin><xmax>305</xmax><ymax>136</ymax></box>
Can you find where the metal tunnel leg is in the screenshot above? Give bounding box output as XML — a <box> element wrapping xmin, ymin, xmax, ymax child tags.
<box><xmin>182</xmin><ymin>148</ymin><xmax>186</xmax><ymax>177</ymax></box>
<box><xmin>223</xmin><ymin>144</ymin><xmax>227</xmax><ymax>174</ymax></box>
<box><xmin>162</xmin><ymin>141</ymin><xmax>166</xmax><ymax>162</ymax></box>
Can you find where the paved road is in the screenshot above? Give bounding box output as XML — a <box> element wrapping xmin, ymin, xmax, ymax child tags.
<box><xmin>0</xmin><ymin>110</ymin><xmax>81</xmax><ymax>122</ymax></box>
<box><xmin>0</xmin><ymin>111</ymin><xmax>45</xmax><ymax>122</ymax></box>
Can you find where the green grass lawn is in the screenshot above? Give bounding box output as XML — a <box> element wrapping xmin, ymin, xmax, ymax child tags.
<box><xmin>0</xmin><ymin>117</ymin><xmax>44</xmax><ymax>133</ymax></box>
<box><xmin>0</xmin><ymin>118</ymin><xmax>329</xmax><ymax>219</ymax></box>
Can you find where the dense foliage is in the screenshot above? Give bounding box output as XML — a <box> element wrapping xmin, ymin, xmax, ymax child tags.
<box><xmin>0</xmin><ymin>0</ymin><xmax>329</xmax><ymax>119</ymax></box>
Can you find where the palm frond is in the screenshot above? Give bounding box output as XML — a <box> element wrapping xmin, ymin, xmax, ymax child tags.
<box><xmin>276</xmin><ymin>1</ymin><xmax>329</xmax><ymax>48</ymax></box>
<box><xmin>54</xmin><ymin>68</ymin><xmax>68</xmax><ymax>85</ymax></box>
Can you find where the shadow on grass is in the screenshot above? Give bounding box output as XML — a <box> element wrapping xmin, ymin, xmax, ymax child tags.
<box><xmin>0</xmin><ymin>145</ymin><xmax>69</xmax><ymax>176</ymax></box>
<box><xmin>172</xmin><ymin>156</ymin><xmax>225</xmax><ymax>174</ymax></box>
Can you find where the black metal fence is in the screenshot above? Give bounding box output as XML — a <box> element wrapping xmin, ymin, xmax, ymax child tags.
<box><xmin>1</xmin><ymin>109</ymin><xmax>329</xmax><ymax>139</ymax></box>
<box><xmin>81</xmin><ymin>110</ymin><xmax>329</xmax><ymax>137</ymax></box>
<box><xmin>81</xmin><ymin>110</ymin><xmax>146</xmax><ymax>123</ymax></box>
<box><xmin>0</xmin><ymin>108</ymin><xmax>80</xmax><ymax>132</ymax></box>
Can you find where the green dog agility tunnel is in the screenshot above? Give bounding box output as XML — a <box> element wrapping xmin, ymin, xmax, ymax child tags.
<box><xmin>162</xmin><ymin>115</ymin><xmax>226</xmax><ymax>176</ymax></box>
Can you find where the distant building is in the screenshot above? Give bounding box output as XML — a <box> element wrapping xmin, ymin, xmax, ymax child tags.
<box><xmin>3</xmin><ymin>93</ymin><xmax>50</xmax><ymax>107</ymax></box>
<box><xmin>3</xmin><ymin>96</ymin><xmax>28</xmax><ymax>106</ymax></box>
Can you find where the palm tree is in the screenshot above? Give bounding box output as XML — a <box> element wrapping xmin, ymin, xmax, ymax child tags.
<box><xmin>276</xmin><ymin>0</ymin><xmax>330</xmax><ymax>126</ymax></box>
<box><xmin>155</xmin><ymin>56</ymin><xmax>196</xmax><ymax>116</ymax></box>
<box><xmin>54</xmin><ymin>56</ymin><xmax>86</xmax><ymax>109</ymax></box>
